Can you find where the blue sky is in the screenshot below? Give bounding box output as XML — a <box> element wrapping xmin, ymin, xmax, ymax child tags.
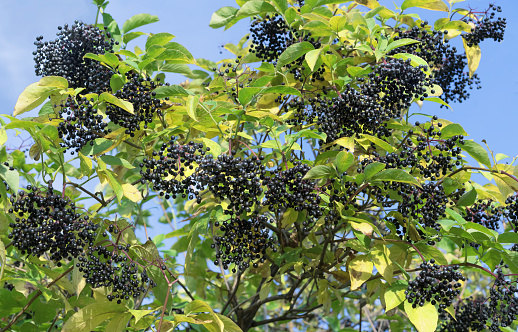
<box><xmin>1</xmin><ymin>0</ymin><xmax>517</xmax><ymax>238</ymax></box>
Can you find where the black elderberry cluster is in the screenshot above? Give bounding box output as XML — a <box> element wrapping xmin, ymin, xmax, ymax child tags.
<box><xmin>108</xmin><ymin>73</ymin><xmax>167</xmax><ymax>136</ymax></box>
<box><xmin>7</xmin><ymin>185</ymin><xmax>98</xmax><ymax>264</ymax></box>
<box><xmin>288</xmin><ymin>58</ymin><xmax>433</xmax><ymax>143</ymax></box>
<box><xmin>139</xmin><ymin>139</ymin><xmax>205</xmax><ymax>201</ymax></box>
<box><xmin>464</xmin><ymin>199</ymin><xmax>502</xmax><ymax>230</ymax></box>
<box><xmin>249</xmin><ymin>14</ymin><xmax>324</xmax><ymax>82</ymax></box>
<box><xmin>262</xmin><ymin>161</ymin><xmax>323</xmax><ymax>232</ymax></box>
<box><xmin>196</xmin><ymin>154</ymin><xmax>266</xmax><ymax>216</ymax></box>
<box><xmin>440</xmin><ymin>262</ymin><xmax>518</xmax><ymax>331</ymax></box>
<box><xmin>503</xmin><ymin>194</ymin><xmax>518</xmax><ymax>229</ymax></box>
<box><xmin>212</xmin><ymin>214</ymin><xmax>276</xmax><ymax>272</ymax></box>
<box><xmin>249</xmin><ymin>14</ymin><xmax>291</xmax><ymax>63</ymax></box>
<box><xmin>463</xmin><ymin>5</ymin><xmax>506</xmax><ymax>47</ymax></box>
<box><xmin>438</xmin><ymin>297</ymin><xmax>487</xmax><ymax>332</ymax></box>
<box><xmin>406</xmin><ymin>260</ymin><xmax>464</xmax><ymax>310</ymax></box>
<box><xmin>392</xmin><ymin>21</ymin><xmax>481</xmax><ymax>105</ymax></box>
<box><xmin>33</xmin><ymin>21</ymin><xmax>115</xmax><ymax>93</ymax></box>
<box><xmin>56</xmin><ymin>96</ymin><xmax>108</xmax><ymax>153</ymax></box>
<box><xmin>78</xmin><ymin>240</ymin><xmax>156</xmax><ymax>304</ymax></box>
<box><xmin>211</xmin><ymin>57</ymin><xmax>255</xmax><ymax>101</ymax></box>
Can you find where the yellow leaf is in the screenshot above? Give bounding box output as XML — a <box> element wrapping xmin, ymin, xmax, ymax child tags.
<box><xmin>350</xmin><ymin>221</ymin><xmax>373</xmax><ymax>235</ymax></box>
<box><xmin>354</xmin><ymin>0</ymin><xmax>380</xmax><ymax>9</ymax></box>
<box><xmin>330</xmin><ymin>270</ymin><xmax>350</xmax><ymax>284</ymax></box>
<box><xmin>369</xmin><ymin>245</ymin><xmax>393</xmax><ymax>283</ymax></box>
<box><xmin>462</xmin><ymin>37</ymin><xmax>481</xmax><ymax>78</ymax></box>
<box><xmin>348</xmin><ymin>255</ymin><xmax>373</xmax><ymax>290</ymax></box>
<box><xmin>384</xmin><ymin>281</ymin><xmax>407</xmax><ymax>311</ymax></box>
<box><xmin>404</xmin><ymin>301</ymin><xmax>438</xmax><ymax>332</ymax></box>
<box><xmin>122</xmin><ymin>183</ymin><xmax>142</xmax><ymax>202</ymax></box>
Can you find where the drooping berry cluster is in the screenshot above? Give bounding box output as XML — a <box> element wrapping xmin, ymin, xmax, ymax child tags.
<box><xmin>262</xmin><ymin>161</ymin><xmax>323</xmax><ymax>231</ymax></box>
<box><xmin>108</xmin><ymin>74</ymin><xmax>167</xmax><ymax>136</ymax></box>
<box><xmin>7</xmin><ymin>185</ymin><xmax>98</xmax><ymax>263</ymax></box>
<box><xmin>503</xmin><ymin>194</ymin><xmax>518</xmax><ymax>229</ymax></box>
<box><xmin>79</xmin><ymin>244</ymin><xmax>156</xmax><ymax>304</ymax></box>
<box><xmin>212</xmin><ymin>214</ymin><xmax>276</xmax><ymax>272</ymax></box>
<box><xmin>440</xmin><ymin>262</ymin><xmax>518</xmax><ymax>331</ymax></box>
<box><xmin>56</xmin><ymin>96</ymin><xmax>108</xmax><ymax>153</ymax></box>
<box><xmin>196</xmin><ymin>154</ymin><xmax>266</xmax><ymax>216</ymax></box>
<box><xmin>392</xmin><ymin>23</ymin><xmax>481</xmax><ymax>105</ymax></box>
<box><xmin>406</xmin><ymin>260</ymin><xmax>464</xmax><ymax>310</ymax></box>
<box><xmin>139</xmin><ymin>139</ymin><xmax>205</xmax><ymax>201</ymax></box>
<box><xmin>249</xmin><ymin>14</ymin><xmax>324</xmax><ymax>82</ymax></box>
<box><xmin>464</xmin><ymin>199</ymin><xmax>502</xmax><ymax>230</ymax></box>
<box><xmin>463</xmin><ymin>5</ymin><xmax>506</xmax><ymax>47</ymax></box>
<box><xmin>438</xmin><ymin>297</ymin><xmax>487</xmax><ymax>332</ymax></box>
<box><xmin>33</xmin><ymin>21</ymin><xmax>115</xmax><ymax>93</ymax></box>
<box><xmin>288</xmin><ymin>58</ymin><xmax>433</xmax><ymax>143</ymax></box>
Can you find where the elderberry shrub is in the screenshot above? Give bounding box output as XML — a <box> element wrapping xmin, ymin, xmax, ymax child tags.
<box><xmin>195</xmin><ymin>154</ymin><xmax>266</xmax><ymax>216</ymax></box>
<box><xmin>55</xmin><ymin>96</ymin><xmax>108</xmax><ymax>153</ymax></box>
<box><xmin>33</xmin><ymin>21</ymin><xmax>115</xmax><ymax>93</ymax></box>
<box><xmin>463</xmin><ymin>5</ymin><xmax>506</xmax><ymax>47</ymax></box>
<box><xmin>288</xmin><ymin>58</ymin><xmax>433</xmax><ymax>143</ymax></box>
<box><xmin>212</xmin><ymin>214</ymin><xmax>276</xmax><ymax>272</ymax></box>
<box><xmin>406</xmin><ymin>260</ymin><xmax>464</xmax><ymax>310</ymax></box>
<box><xmin>391</xmin><ymin>24</ymin><xmax>481</xmax><ymax>105</ymax></box>
<box><xmin>108</xmin><ymin>73</ymin><xmax>167</xmax><ymax>137</ymax></box>
<box><xmin>464</xmin><ymin>199</ymin><xmax>502</xmax><ymax>230</ymax></box>
<box><xmin>262</xmin><ymin>161</ymin><xmax>323</xmax><ymax>232</ymax></box>
<box><xmin>79</xmin><ymin>244</ymin><xmax>156</xmax><ymax>304</ymax></box>
<box><xmin>7</xmin><ymin>185</ymin><xmax>98</xmax><ymax>263</ymax></box>
<box><xmin>139</xmin><ymin>139</ymin><xmax>205</xmax><ymax>201</ymax></box>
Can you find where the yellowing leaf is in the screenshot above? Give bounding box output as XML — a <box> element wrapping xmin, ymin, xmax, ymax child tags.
<box><xmin>350</xmin><ymin>221</ymin><xmax>373</xmax><ymax>235</ymax></box>
<box><xmin>129</xmin><ymin>309</ymin><xmax>155</xmax><ymax>323</ymax></box>
<box><xmin>384</xmin><ymin>281</ymin><xmax>407</xmax><ymax>311</ymax></box>
<box><xmin>354</xmin><ymin>0</ymin><xmax>380</xmax><ymax>9</ymax></box>
<box><xmin>122</xmin><ymin>183</ymin><xmax>142</xmax><ymax>202</ymax></box>
<box><xmin>187</xmin><ymin>95</ymin><xmax>200</xmax><ymax>122</ymax></box>
<box><xmin>369</xmin><ymin>245</ymin><xmax>393</xmax><ymax>283</ymax></box>
<box><xmin>62</xmin><ymin>301</ymin><xmax>127</xmax><ymax>332</ymax></box>
<box><xmin>100</xmin><ymin>92</ymin><xmax>134</xmax><ymax>114</ymax></box>
<box><xmin>348</xmin><ymin>255</ymin><xmax>373</xmax><ymax>290</ymax></box>
<box><xmin>404</xmin><ymin>300</ymin><xmax>438</xmax><ymax>332</ymax></box>
<box><xmin>462</xmin><ymin>37</ymin><xmax>481</xmax><ymax>78</ymax></box>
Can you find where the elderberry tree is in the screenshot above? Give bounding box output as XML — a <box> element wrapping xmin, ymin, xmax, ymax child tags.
<box><xmin>0</xmin><ymin>0</ymin><xmax>516</xmax><ymax>331</ymax></box>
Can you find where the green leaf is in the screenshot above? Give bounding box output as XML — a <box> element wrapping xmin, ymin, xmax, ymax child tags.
<box><xmin>104</xmin><ymin>170</ymin><xmax>123</xmax><ymax>203</ymax></box>
<box><xmin>185</xmin><ymin>300</ymin><xmax>224</xmax><ymax>332</ymax></box>
<box><xmin>371</xmin><ymin>169</ymin><xmax>419</xmax><ymax>185</ymax></box>
<box><xmin>145</xmin><ymin>32</ymin><xmax>175</xmax><ymax>50</ymax></box>
<box><xmin>122</xmin><ymin>13</ymin><xmax>159</xmax><ymax>34</ymax></box>
<box><xmin>186</xmin><ymin>95</ymin><xmax>199</xmax><ymax>121</ymax></box>
<box><xmin>129</xmin><ymin>309</ymin><xmax>155</xmax><ymax>324</ymax></box>
<box><xmin>262</xmin><ymin>86</ymin><xmax>301</xmax><ymax>97</ymax></box>
<box><xmin>385</xmin><ymin>38</ymin><xmax>420</xmax><ymax>53</ymax></box>
<box><xmin>460</xmin><ymin>140</ymin><xmax>491</xmax><ymax>167</ymax></box>
<box><xmin>363</xmin><ymin>162</ymin><xmax>386</xmax><ymax>180</ymax></box>
<box><xmin>105</xmin><ymin>313</ymin><xmax>132</xmax><ymax>332</ymax></box>
<box><xmin>99</xmin><ymin>155</ymin><xmax>135</xmax><ymax>169</ymax></box>
<box><xmin>209</xmin><ymin>6</ymin><xmax>239</xmax><ymax>29</ymax></box>
<box><xmin>62</xmin><ymin>301</ymin><xmax>127</xmax><ymax>332</ymax></box>
<box><xmin>153</xmin><ymin>85</ymin><xmax>190</xmax><ymax>98</ymax></box>
<box><xmin>384</xmin><ymin>280</ymin><xmax>407</xmax><ymax>311</ymax></box>
<box><xmin>498</xmin><ymin>232</ymin><xmax>518</xmax><ymax>244</ymax></box>
<box><xmin>276</xmin><ymin>42</ymin><xmax>315</xmax><ymax>70</ymax></box>
<box><xmin>238</xmin><ymin>87</ymin><xmax>262</xmax><ymax>106</ymax></box>
<box><xmin>303</xmin><ymin>165</ymin><xmax>335</xmax><ymax>179</ymax></box>
<box><xmin>0</xmin><ymin>164</ymin><xmax>19</xmax><ymax>195</ymax></box>
<box><xmin>196</xmin><ymin>313</ymin><xmax>243</xmax><ymax>332</ymax></box>
<box><xmin>110</xmin><ymin>74</ymin><xmax>125</xmax><ymax>93</ymax></box>
<box><xmin>80</xmin><ymin>138</ymin><xmax>113</xmax><ymax>156</ymax></box>
<box><xmin>100</xmin><ymin>92</ymin><xmax>134</xmax><ymax>114</ymax></box>
<box><xmin>440</xmin><ymin>123</ymin><xmax>467</xmax><ymax>139</ymax></box>
<box><xmin>305</xmin><ymin>48</ymin><xmax>323</xmax><ymax>71</ymax></box>
<box><xmin>424</xmin><ymin>97</ymin><xmax>451</xmax><ymax>109</ymax></box>
<box><xmin>361</xmin><ymin>134</ymin><xmax>395</xmax><ymax>152</ymax></box>
<box><xmin>200</xmin><ymin>138</ymin><xmax>222</xmax><ymax>157</ymax></box>
<box><xmin>456</xmin><ymin>188</ymin><xmax>477</xmax><ymax>206</ymax></box>
<box><xmin>401</xmin><ymin>0</ymin><xmax>449</xmax><ymax>12</ymax></box>
<box><xmin>122</xmin><ymin>31</ymin><xmax>146</xmax><ymax>45</ymax></box>
<box><xmin>334</xmin><ymin>151</ymin><xmax>354</xmax><ymax>174</ymax></box>
<box><xmin>414</xmin><ymin>243</ymin><xmax>448</xmax><ymax>265</ymax></box>
<box><xmin>404</xmin><ymin>301</ymin><xmax>438</xmax><ymax>332</ymax></box>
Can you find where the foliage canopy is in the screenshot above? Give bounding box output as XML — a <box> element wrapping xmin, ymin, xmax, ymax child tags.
<box><xmin>0</xmin><ymin>0</ymin><xmax>516</xmax><ymax>331</ymax></box>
